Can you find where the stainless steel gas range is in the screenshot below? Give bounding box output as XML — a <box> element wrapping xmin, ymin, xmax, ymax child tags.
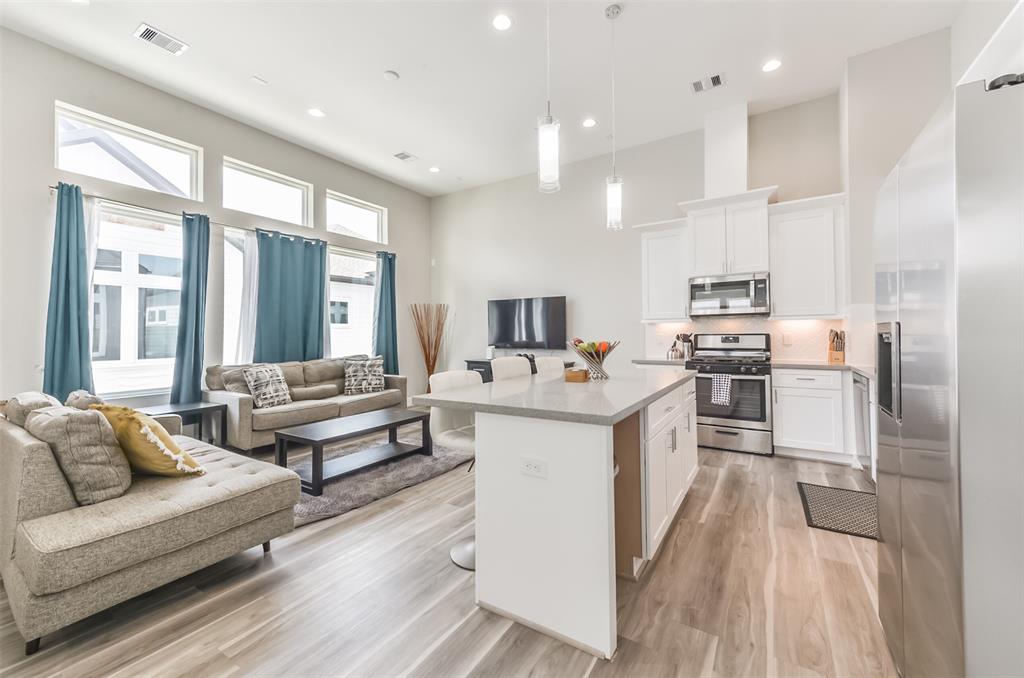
<box><xmin>685</xmin><ymin>333</ymin><xmax>773</xmax><ymax>456</ymax></box>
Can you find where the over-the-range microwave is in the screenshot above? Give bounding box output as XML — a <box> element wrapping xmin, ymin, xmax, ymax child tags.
<box><xmin>688</xmin><ymin>272</ymin><xmax>770</xmax><ymax>316</ymax></box>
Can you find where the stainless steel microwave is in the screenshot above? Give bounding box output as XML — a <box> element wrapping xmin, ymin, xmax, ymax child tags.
<box><xmin>688</xmin><ymin>272</ymin><xmax>770</xmax><ymax>316</ymax></box>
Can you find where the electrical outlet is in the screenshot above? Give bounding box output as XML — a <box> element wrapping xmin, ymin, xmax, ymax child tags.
<box><xmin>520</xmin><ymin>457</ymin><xmax>548</xmax><ymax>479</ymax></box>
<box><xmin>782</xmin><ymin>333</ymin><xmax>794</xmax><ymax>346</ymax></box>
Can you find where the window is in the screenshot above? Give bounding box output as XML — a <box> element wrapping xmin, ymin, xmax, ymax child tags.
<box><xmin>223</xmin><ymin>157</ymin><xmax>311</xmax><ymax>226</ymax></box>
<box><xmin>328</xmin><ymin>249</ymin><xmax>376</xmax><ymax>357</ymax></box>
<box><xmin>222</xmin><ymin>227</ymin><xmax>246</xmax><ymax>365</ymax></box>
<box><xmin>91</xmin><ymin>203</ymin><xmax>182</xmax><ymax>395</ymax></box>
<box><xmin>55</xmin><ymin>101</ymin><xmax>202</xmax><ymax>200</ymax></box>
<box><xmin>326</xmin><ymin>190</ymin><xmax>387</xmax><ymax>243</ymax></box>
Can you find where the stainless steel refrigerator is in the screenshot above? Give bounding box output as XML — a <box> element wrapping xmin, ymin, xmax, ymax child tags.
<box><xmin>874</xmin><ymin>77</ymin><xmax>1024</xmax><ymax>677</ymax></box>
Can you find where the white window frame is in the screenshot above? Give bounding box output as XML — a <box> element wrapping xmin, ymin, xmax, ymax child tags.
<box><xmin>54</xmin><ymin>100</ymin><xmax>203</xmax><ymax>200</ymax></box>
<box><xmin>223</xmin><ymin>156</ymin><xmax>313</xmax><ymax>227</ymax></box>
<box><xmin>327</xmin><ymin>246</ymin><xmax>377</xmax><ymax>357</ymax></box>
<box><xmin>91</xmin><ymin>201</ymin><xmax>184</xmax><ymax>397</ymax></box>
<box><xmin>326</xmin><ymin>189</ymin><xmax>388</xmax><ymax>244</ymax></box>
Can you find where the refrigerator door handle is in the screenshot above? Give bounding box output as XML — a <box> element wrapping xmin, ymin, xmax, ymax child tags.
<box><xmin>892</xmin><ymin>321</ymin><xmax>902</xmax><ymax>422</ymax></box>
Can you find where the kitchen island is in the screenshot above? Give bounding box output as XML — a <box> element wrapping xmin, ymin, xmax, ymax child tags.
<box><xmin>413</xmin><ymin>366</ymin><xmax>697</xmax><ymax>658</ymax></box>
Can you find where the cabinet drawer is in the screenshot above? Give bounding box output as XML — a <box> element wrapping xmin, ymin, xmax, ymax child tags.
<box><xmin>773</xmin><ymin>369</ymin><xmax>841</xmax><ymax>390</ymax></box>
<box><xmin>682</xmin><ymin>377</ymin><xmax>696</xmax><ymax>403</ymax></box>
<box><xmin>646</xmin><ymin>387</ymin><xmax>683</xmax><ymax>437</ymax></box>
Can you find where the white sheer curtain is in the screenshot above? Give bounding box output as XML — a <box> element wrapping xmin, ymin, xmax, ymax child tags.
<box><xmin>235</xmin><ymin>230</ymin><xmax>259</xmax><ymax>364</ymax></box>
<box><xmin>83</xmin><ymin>196</ymin><xmax>100</xmax><ymax>352</ymax></box>
<box><xmin>322</xmin><ymin>251</ymin><xmax>333</xmax><ymax>359</ymax></box>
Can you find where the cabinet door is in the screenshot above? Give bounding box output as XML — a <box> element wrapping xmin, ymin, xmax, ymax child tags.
<box><xmin>682</xmin><ymin>399</ymin><xmax>698</xmax><ymax>491</ymax></box>
<box><xmin>690</xmin><ymin>207</ymin><xmax>728</xmax><ymax>276</ymax></box>
<box><xmin>665</xmin><ymin>415</ymin><xmax>686</xmax><ymax>514</ymax></box>
<box><xmin>646</xmin><ymin>424</ymin><xmax>672</xmax><ymax>555</ymax></box>
<box><xmin>769</xmin><ymin>208</ymin><xmax>837</xmax><ymax>317</ymax></box>
<box><xmin>726</xmin><ymin>200</ymin><xmax>770</xmax><ymax>273</ymax></box>
<box><xmin>773</xmin><ymin>387</ymin><xmax>845</xmax><ymax>453</ymax></box>
<box><xmin>641</xmin><ymin>227</ymin><xmax>689</xmax><ymax>321</ymax></box>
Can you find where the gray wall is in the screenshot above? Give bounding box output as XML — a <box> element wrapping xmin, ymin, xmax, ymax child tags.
<box><xmin>429</xmin><ymin>95</ymin><xmax>841</xmax><ymax>371</ymax></box>
<box><xmin>0</xmin><ymin>29</ymin><xmax>433</xmax><ymax>398</ymax></box>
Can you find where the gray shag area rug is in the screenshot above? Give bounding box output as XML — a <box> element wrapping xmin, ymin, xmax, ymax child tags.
<box><xmin>259</xmin><ymin>424</ymin><xmax>473</xmax><ymax>527</ymax></box>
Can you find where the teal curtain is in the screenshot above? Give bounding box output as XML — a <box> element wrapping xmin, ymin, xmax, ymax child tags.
<box><xmin>372</xmin><ymin>251</ymin><xmax>399</xmax><ymax>374</ymax></box>
<box><xmin>170</xmin><ymin>213</ymin><xmax>210</xmax><ymax>404</ymax></box>
<box><xmin>43</xmin><ymin>182</ymin><xmax>93</xmax><ymax>402</ymax></box>
<box><xmin>254</xmin><ymin>230</ymin><xmax>327</xmax><ymax>363</ymax></box>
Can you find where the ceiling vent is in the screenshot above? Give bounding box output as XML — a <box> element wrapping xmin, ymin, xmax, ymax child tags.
<box><xmin>393</xmin><ymin>151</ymin><xmax>418</xmax><ymax>162</ymax></box>
<box><xmin>133</xmin><ymin>23</ymin><xmax>189</xmax><ymax>56</ymax></box>
<box><xmin>691</xmin><ymin>73</ymin><xmax>725</xmax><ymax>94</ymax></box>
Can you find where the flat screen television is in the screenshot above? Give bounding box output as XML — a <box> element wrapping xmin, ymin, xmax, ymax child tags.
<box><xmin>487</xmin><ymin>296</ymin><xmax>567</xmax><ymax>349</ymax></box>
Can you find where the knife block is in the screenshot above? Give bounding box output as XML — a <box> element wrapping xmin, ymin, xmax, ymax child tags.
<box><xmin>828</xmin><ymin>350</ymin><xmax>845</xmax><ymax>365</ymax></box>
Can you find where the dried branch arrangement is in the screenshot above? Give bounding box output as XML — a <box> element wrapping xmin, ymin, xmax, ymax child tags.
<box><xmin>410</xmin><ymin>303</ymin><xmax>450</xmax><ymax>390</ymax></box>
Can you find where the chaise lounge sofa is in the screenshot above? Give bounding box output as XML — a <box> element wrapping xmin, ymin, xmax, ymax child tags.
<box><xmin>0</xmin><ymin>411</ymin><xmax>300</xmax><ymax>654</ymax></box>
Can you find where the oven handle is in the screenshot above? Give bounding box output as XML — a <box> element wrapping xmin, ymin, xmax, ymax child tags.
<box><xmin>694</xmin><ymin>374</ymin><xmax>770</xmax><ymax>381</ymax></box>
<box><xmin>713</xmin><ymin>429</ymin><xmax>740</xmax><ymax>436</ymax></box>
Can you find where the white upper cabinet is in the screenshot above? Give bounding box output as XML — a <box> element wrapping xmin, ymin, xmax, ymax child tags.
<box><xmin>726</xmin><ymin>200</ymin><xmax>770</xmax><ymax>273</ymax></box>
<box><xmin>768</xmin><ymin>194</ymin><xmax>846</xmax><ymax>318</ymax></box>
<box><xmin>641</xmin><ymin>225</ymin><xmax>690</xmax><ymax>322</ymax></box>
<box><xmin>690</xmin><ymin>207</ymin><xmax>729</xmax><ymax>276</ymax></box>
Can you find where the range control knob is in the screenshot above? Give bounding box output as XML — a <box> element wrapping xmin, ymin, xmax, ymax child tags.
<box><xmin>750</xmin><ymin>366</ymin><xmax>759</xmax><ymax>374</ymax></box>
<box><xmin>740</xmin><ymin>366</ymin><xmax>748</xmax><ymax>374</ymax></box>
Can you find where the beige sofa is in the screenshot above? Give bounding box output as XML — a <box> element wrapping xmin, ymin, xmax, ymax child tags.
<box><xmin>204</xmin><ymin>358</ymin><xmax>407</xmax><ymax>451</ymax></box>
<box><xmin>0</xmin><ymin>413</ymin><xmax>300</xmax><ymax>654</ymax></box>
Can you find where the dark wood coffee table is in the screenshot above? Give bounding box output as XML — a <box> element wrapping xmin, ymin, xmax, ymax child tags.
<box><xmin>274</xmin><ymin>407</ymin><xmax>432</xmax><ymax>496</ymax></box>
<box><xmin>137</xmin><ymin>401</ymin><xmax>227</xmax><ymax>446</ymax></box>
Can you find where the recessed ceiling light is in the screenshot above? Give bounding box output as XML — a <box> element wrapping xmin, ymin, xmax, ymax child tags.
<box><xmin>250</xmin><ymin>75</ymin><xmax>269</xmax><ymax>86</ymax></box>
<box><xmin>307</xmin><ymin>108</ymin><xmax>326</xmax><ymax>118</ymax></box>
<box><xmin>582</xmin><ymin>117</ymin><xmax>597</xmax><ymax>128</ymax></box>
<box><xmin>492</xmin><ymin>14</ymin><xmax>512</xmax><ymax>31</ymax></box>
<box><xmin>383</xmin><ymin>70</ymin><xmax>401</xmax><ymax>81</ymax></box>
<box><xmin>762</xmin><ymin>59</ymin><xmax>782</xmax><ymax>73</ymax></box>
<box><xmin>428</xmin><ymin>166</ymin><xmax>441</xmax><ymax>174</ymax></box>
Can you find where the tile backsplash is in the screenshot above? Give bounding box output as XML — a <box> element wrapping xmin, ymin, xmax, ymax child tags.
<box><xmin>644</xmin><ymin>317</ymin><xmax>845</xmax><ymax>361</ymax></box>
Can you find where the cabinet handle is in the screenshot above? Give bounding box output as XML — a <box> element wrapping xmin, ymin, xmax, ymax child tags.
<box><xmin>796</xmin><ymin>377</ymin><xmax>816</xmax><ymax>381</ymax></box>
<box><xmin>671</xmin><ymin>428</ymin><xmax>678</xmax><ymax>451</ymax></box>
<box><xmin>774</xmin><ymin>389</ymin><xmax>778</xmax><ymax>403</ymax></box>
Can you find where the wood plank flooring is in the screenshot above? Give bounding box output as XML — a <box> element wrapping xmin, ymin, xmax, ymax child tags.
<box><xmin>0</xmin><ymin>448</ymin><xmax>894</xmax><ymax>677</ymax></box>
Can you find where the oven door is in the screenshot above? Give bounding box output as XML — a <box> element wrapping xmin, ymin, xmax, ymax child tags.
<box><xmin>694</xmin><ymin>374</ymin><xmax>772</xmax><ymax>431</ymax></box>
<box><xmin>689</xmin><ymin>273</ymin><xmax>770</xmax><ymax>316</ymax></box>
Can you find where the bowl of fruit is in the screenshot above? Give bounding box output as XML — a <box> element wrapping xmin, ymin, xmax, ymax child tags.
<box><xmin>568</xmin><ymin>338</ymin><xmax>620</xmax><ymax>380</ymax></box>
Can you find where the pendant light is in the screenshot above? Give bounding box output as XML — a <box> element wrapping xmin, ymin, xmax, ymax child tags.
<box><xmin>605</xmin><ymin>4</ymin><xmax>623</xmax><ymax>230</ymax></box>
<box><xmin>537</xmin><ymin>0</ymin><xmax>560</xmax><ymax>193</ymax></box>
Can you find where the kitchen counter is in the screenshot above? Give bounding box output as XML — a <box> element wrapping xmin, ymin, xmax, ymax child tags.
<box><xmin>772</xmin><ymin>359</ymin><xmax>875</xmax><ymax>379</ymax></box>
<box><xmin>411</xmin><ymin>365</ymin><xmax>697</xmax><ymax>659</ymax></box>
<box><xmin>413</xmin><ymin>367</ymin><xmax>695</xmax><ymax>426</ymax></box>
<box><xmin>632</xmin><ymin>358</ymin><xmax>688</xmax><ymax>367</ymax></box>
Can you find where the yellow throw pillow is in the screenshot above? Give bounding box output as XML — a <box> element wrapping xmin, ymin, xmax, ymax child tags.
<box><xmin>90</xmin><ymin>404</ymin><xmax>205</xmax><ymax>477</ymax></box>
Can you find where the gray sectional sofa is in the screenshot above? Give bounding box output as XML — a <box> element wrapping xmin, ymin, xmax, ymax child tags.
<box><xmin>204</xmin><ymin>358</ymin><xmax>407</xmax><ymax>451</ymax></box>
<box><xmin>0</xmin><ymin>412</ymin><xmax>300</xmax><ymax>654</ymax></box>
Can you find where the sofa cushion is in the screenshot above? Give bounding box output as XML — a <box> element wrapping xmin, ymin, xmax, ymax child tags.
<box><xmin>14</xmin><ymin>437</ymin><xmax>299</xmax><ymax>595</ymax></box>
<box><xmin>302</xmin><ymin>358</ymin><xmax>345</xmax><ymax>388</ymax></box>
<box><xmin>205</xmin><ymin>364</ymin><xmax>248</xmax><ymax>390</ymax></box>
<box><xmin>24</xmin><ymin>406</ymin><xmax>132</xmax><ymax>506</ymax></box>
<box><xmin>91</xmin><ymin>405</ymin><xmax>205</xmax><ymax>477</ymax></box>
<box><xmin>290</xmin><ymin>383</ymin><xmax>339</xmax><ymax>401</ymax></box>
<box><xmin>326</xmin><ymin>389</ymin><xmax>404</xmax><ymax>417</ymax></box>
<box><xmin>278</xmin><ymin>362</ymin><xmax>306</xmax><ymax>388</ymax></box>
<box><xmin>251</xmin><ymin>399</ymin><xmax>340</xmax><ymax>431</ymax></box>
<box><xmin>5</xmin><ymin>391</ymin><xmax>61</xmax><ymax>427</ymax></box>
<box><xmin>222</xmin><ymin>366</ymin><xmax>257</xmax><ymax>395</ymax></box>
<box><xmin>243</xmin><ymin>365</ymin><xmax>292</xmax><ymax>409</ymax></box>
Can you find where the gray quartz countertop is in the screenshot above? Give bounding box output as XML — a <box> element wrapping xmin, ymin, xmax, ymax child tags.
<box><xmin>412</xmin><ymin>367</ymin><xmax>696</xmax><ymax>426</ymax></box>
<box><xmin>633</xmin><ymin>358</ymin><xmax>875</xmax><ymax>379</ymax></box>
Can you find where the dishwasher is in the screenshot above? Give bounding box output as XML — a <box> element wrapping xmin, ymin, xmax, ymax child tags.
<box><xmin>853</xmin><ymin>372</ymin><xmax>875</xmax><ymax>484</ymax></box>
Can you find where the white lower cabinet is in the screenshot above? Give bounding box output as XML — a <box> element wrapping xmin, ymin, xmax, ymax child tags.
<box><xmin>772</xmin><ymin>369</ymin><xmax>845</xmax><ymax>456</ymax></box>
<box><xmin>645</xmin><ymin>383</ymin><xmax>699</xmax><ymax>557</ymax></box>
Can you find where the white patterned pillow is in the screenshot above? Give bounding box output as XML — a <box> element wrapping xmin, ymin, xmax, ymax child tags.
<box><xmin>243</xmin><ymin>364</ymin><xmax>292</xmax><ymax>408</ymax></box>
<box><xmin>344</xmin><ymin>356</ymin><xmax>386</xmax><ymax>395</ymax></box>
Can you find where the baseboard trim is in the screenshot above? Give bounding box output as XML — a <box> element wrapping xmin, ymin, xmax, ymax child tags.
<box><xmin>774</xmin><ymin>446</ymin><xmax>857</xmax><ymax>466</ymax></box>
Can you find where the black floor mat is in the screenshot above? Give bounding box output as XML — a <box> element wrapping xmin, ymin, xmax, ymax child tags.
<box><xmin>797</xmin><ymin>482</ymin><xmax>878</xmax><ymax>540</ymax></box>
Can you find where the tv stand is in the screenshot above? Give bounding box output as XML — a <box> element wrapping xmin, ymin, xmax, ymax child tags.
<box><xmin>465</xmin><ymin>356</ymin><xmax>575</xmax><ymax>383</ymax></box>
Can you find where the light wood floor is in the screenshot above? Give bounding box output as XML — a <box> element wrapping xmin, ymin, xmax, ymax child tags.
<box><xmin>0</xmin><ymin>448</ymin><xmax>894</xmax><ymax>678</ymax></box>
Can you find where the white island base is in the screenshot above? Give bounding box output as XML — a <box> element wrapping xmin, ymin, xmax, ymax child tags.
<box><xmin>475</xmin><ymin>412</ymin><xmax>617</xmax><ymax>657</ymax></box>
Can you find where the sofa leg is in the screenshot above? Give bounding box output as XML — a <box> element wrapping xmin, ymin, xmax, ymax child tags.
<box><xmin>262</xmin><ymin>541</ymin><xmax>271</xmax><ymax>554</ymax></box>
<box><xmin>25</xmin><ymin>638</ymin><xmax>40</xmax><ymax>655</ymax></box>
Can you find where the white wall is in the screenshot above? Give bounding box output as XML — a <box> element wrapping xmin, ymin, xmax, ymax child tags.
<box><xmin>429</xmin><ymin>95</ymin><xmax>840</xmax><ymax>371</ymax></box>
<box><xmin>0</xmin><ymin>29</ymin><xmax>432</xmax><ymax>398</ymax></box>
<box><xmin>950</xmin><ymin>0</ymin><xmax>1019</xmax><ymax>85</ymax></box>
<box><xmin>842</xmin><ymin>28</ymin><xmax>951</xmax><ymax>366</ymax></box>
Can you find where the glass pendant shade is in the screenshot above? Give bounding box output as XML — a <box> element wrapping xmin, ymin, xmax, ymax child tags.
<box><xmin>537</xmin><ymin>115</ymin><xmax>561</xmax><ymax>193</ymax></box>
<box><xmin>606</xmin><ymin>175</ymin><xmax>623</xmax><ymax>230</ymax></box>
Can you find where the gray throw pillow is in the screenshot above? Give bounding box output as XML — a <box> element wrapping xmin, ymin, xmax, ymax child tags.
<box><xmin>65</xmin><ymin>389</ymin><xmax>103</xmax><ymax>410</ymax></box>
<box><xmin>222</xmin><ymin>366</ymin><xmax>256</xmax><ymax>395</ymax></box>
<box><xmin>5</xmin><ymin>391</ymin><xmax>61</xmax><ymax>427</ymax></box>
<box><xmin>344</xmin><ymin>356</ymin><xmax>386</xmax><ymax>395</ymax></box>
<box><xmin>25</xmin><ymin>406</ymin><xmax>132</xmax><ymax>505</ymax></box>
<box><xmin>243</xmin><ymin>364</ymin><xmax>292</xmax><ymax>408</ymax></box>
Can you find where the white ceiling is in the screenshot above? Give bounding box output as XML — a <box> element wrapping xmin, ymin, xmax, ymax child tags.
<box><xmin>1</xmin><ymin>1</ymin><xmax>962</xmax><ymax>197</ymax></box>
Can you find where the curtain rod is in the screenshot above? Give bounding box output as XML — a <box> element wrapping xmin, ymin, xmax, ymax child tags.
<box><xmin>47</xmin><ymin>185</ymin><xmax>381</xmax><ymax>253</ymax></box>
